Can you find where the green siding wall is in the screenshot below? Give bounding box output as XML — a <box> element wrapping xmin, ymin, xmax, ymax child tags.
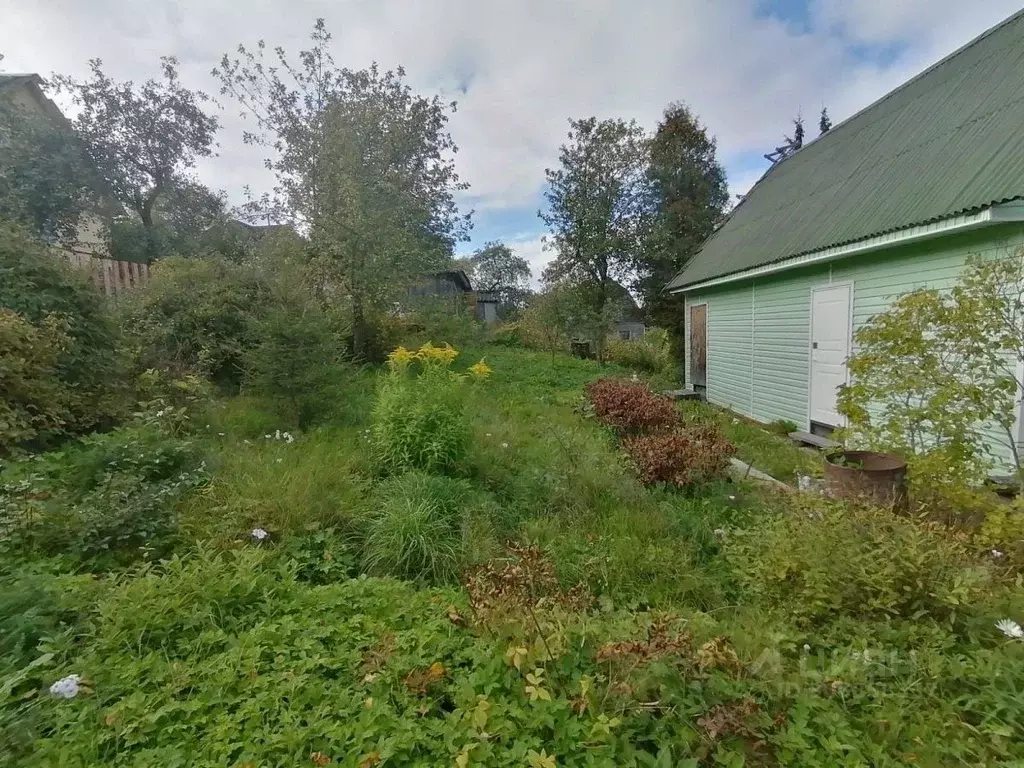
<box><xmin>683</xmin><ymin>223</ymin><xmax>1024</xmax><ymax>470</ymax></box>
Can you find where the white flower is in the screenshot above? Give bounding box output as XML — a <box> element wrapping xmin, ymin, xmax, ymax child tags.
<box><xmin>802</xmin><ymin>643</ymin><xmax>811</xmax><ymax>652</ymax></box>
<box><xmin>243</xmin><ymin>439</ymin><xmax>252</xmax><ymax>445</ymax></box>
<box><xmin>283</xmin><ymin>432</ymin><xmax>294</xmax><ymax>444</ymax></box>
<box><xmin>218</xmin><ymin>432</ymin><xmax>225</xmax><ymax>437</ymax></box>
<box><xmin>992</xmin><ymin>549</ymin><xmax>1005</xmax><ymax>558</ymax></box>
<box><xmin>485</xmin><ymin>433</ymin><xmax>492</xmax><ymax>437</ymax></box>
<box><xmin>275</xmin><ymin>458</ymin><xmax>283</xmax><ymax>463</ymax></box>
<box><xmin>49</xmin><ymin>675</ymin><xmax>81</xmax><ymax>699</ymax></box>
<box><xmin>275</xmin><ymin>430</ymin><xmax>282</xmax><ymax>440</ymax></box>
<box><xmin>728</xmin><ymin>495</ymin><xmax>736</xmax><ymax>501</ymax></box>
<box><xmin>501</xmin><ymin>442</ymin><xmax>509</xmax><ymax>449</ymax></box>
<box><xmin>996</xmin><ymin>619</ymin><xmax>1024</xmax><ymax>639</ymax></box>
<box><xmin>264</xmin><ymin>434</ymin><xmax>272</xmax><ymax>439</ymax></box>
<box><xmin>251</xmin><ymin>528</ymin><xmax>270</xmax><ymax>541</ymax></box>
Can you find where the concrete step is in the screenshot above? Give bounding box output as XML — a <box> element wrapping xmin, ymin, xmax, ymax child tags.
<box><xmin>789</xmin><ymin>430</ymin><xmax>840</xmax><ymax>451</ymax></box>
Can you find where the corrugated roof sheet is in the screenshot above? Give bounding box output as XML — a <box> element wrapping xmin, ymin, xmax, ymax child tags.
<box><xmin>667</xmin><ymin>9</ymin><xmax>1024</xmax><ymax>291</ymax></box>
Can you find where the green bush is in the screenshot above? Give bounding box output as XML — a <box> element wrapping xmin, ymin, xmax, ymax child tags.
<box><xmin>725</xmin><ymin>497</ymin><xmax>993</xmax><ymax>632</ymax></box>
<box><xmin>370</xmin><ymin>347</ymin><xmax>471</xmax><ymax>475</ymax></box>
<box><xmin>0</xmin><ymin>223</ymin><xmax>126</xmax><ymax>442</ymax></box>
<box><xmin>604</xmin><ymin>329</ymin><xmax>672</xmax><ymax>374</ymax></box>
<box><xmin>362</xmin><ymin>471</ymin><xmax>470</xmax><ymax>583</ymax></box>
<box><xmin>1</xmin><ymin>423</ymin><xmax>207</xmax><ymax>569</ymax></box>
<box><xmin>0</xmin><ymin>310</ymin><xmax>72</xmax><ymax>453</ymax></box>
<box><xmin>403</xmin><ymin>296</ymin><xmax>486</xmax><ymax>349</ymax></box>
<box><xmin>242</xmin><ymin>302</ymin><xmax>350</xmax><ymax>429</ymax></box>
<box><xmin>117</xmin><ymin>256</ymin><xmax>267</xmax><ymax>388</ymax></box>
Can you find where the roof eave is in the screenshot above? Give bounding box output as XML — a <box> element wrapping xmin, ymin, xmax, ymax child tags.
<box><xmin>669</xmin><ymin>202</ymin><xmax>1024</xmax><ymax>294</ymax></box>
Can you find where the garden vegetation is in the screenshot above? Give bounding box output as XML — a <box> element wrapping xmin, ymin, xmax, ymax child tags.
<box><xmin>2</xmin><ymin>233</ymin><xmax>1024</xmax><ymax>766</ymax></box>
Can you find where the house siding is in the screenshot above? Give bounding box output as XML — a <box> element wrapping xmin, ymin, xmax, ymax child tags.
<box><xmin>683</xmin><ymin>223</ymin><xmax>1024</xmax><ymax>471</ymax></box>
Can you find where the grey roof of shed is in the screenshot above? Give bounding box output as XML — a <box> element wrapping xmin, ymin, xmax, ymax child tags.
<box><xmin>667</xmin><ymin>9</ymin><xmax>1024</xmax><ymax>291</ymax></box>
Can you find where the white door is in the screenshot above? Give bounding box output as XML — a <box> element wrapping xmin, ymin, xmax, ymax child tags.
<box><xmin>809</xmin><ymin>283</ymin><xmax>852</xmax><ymax>427</ymax></box>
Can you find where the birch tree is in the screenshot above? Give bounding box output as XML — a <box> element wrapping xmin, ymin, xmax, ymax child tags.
<box><xmin>214</xmin><ymin>20</ymin><xmax>471</xmax><ymax>359</ymax></box>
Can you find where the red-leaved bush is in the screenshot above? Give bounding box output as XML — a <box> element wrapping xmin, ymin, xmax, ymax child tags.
<box><xmin>623</xmin><ymin>425</ymin><xmax>736</xmax><ymax>488</ymax></box>
<box><xmin>585</xmin><ymin>378</ymin><xmax>679</xmax><ymax>433</ymax></box>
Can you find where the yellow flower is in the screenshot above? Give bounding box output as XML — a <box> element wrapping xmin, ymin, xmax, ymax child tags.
<box><xmin>418</xmin><ymin>341</ymin><xmax>459</xmax><ymax>367</ymax></box>
<box><xmin>468</xmin><ymin>358</ymin><xmax>492</xmax><ymax>380</ymax></box>
<box><xmin>386</xmin><ymin>346</ymin><xmax>417</xmax><ymax>372</ymax></box>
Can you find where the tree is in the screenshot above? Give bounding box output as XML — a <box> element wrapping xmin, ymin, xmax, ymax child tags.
<box><xmin>0</xmin><ymin>86</ymin><xmax>98</xmax><ymax>245</ymax></box>
<box><xmin>819</xmin><ymin>107</ymin><xmax>832</xmax><ymax>135</ymax></box>
<box><xmin>468</xmin><ymin>241</ymin><xmax>531</xmax><ymax>313</ymax></box>
<box><xmin>214</xmin><ymin>21</ymin><xmax>470</xmax><ymax>360</ymax></box>
<box><xmin>109</xmin><ymin>180</ymin><xmax>227</xmax><ymax>261</ymax></box>
<box><xmin>838</xmin><ymin>250</ymin><xmax>1024</xmax><ymax>491</ymax></box>
<box><xmin>539</xmin><ymin>117</ymin><xmax>652</xmax><ymax>363</ymax></box>
<box><xmin>764</xmin><ymin>112</ymin><xmax>806</xmax><ymax>165</ymax></box>
<box><xmin>51</xmin><ymin>58</ymin><xmax>219</xmax><ymax>259</ymax></box>
<box><xmin>790</xmin><ymin>114</ymin><xmax>805</xmax><ymax>150</ymax></box>
<box><xmin>640</xmin><ymin>102</ymin><xmax>728</xmax><ymax>340</ymax></box>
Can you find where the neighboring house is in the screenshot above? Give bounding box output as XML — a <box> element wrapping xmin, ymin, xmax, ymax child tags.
<box><xmin>0</xmin><ymin>72</ymin><xmax>147</xmax><ymax>295</ymax></box>
<box><xmin>410</xmin><ymin>270</ymin><xmax>499</xmax><ymax>324</ymax></box>
<box><xmin>666</xmin><ymin>9</ymin><xmax>1024</xmax><ymax>470</ymax></box>
<box><xmin>610</xmin><ymin>280</ymin><xmax>646</xmax><ymax>340</ymax></box>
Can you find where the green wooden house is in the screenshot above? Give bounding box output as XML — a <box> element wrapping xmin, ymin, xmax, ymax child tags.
<box><xmin>666</xmin><ymin>10</ymin><xmax>1024</xmax><ymax>469</ymax></box>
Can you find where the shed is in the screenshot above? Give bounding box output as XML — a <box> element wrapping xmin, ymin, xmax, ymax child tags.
<box><xmin>666</xmin><ymin>9</ymin><xmax>1024</xmax><ymax>470</ymax></box>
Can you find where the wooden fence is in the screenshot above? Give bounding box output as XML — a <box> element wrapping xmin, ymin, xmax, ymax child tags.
<box><xmin>64</xmin><ymin>250</ymin><xmax>150</xmax><ymax>296</ymax></box>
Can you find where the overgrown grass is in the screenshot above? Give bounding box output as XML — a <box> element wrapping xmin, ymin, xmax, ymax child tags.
<box><xmin>680</xmin><ymin>400</ymin><xmax>822</xmax><ymax>483</ymax></box>
<box><xmin>4</xmin><ymin>342</ymin><xmax>1024</xmax><ymax>766</ymax></box>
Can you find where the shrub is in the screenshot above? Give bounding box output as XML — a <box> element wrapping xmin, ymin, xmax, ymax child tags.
<box><xmin>585</xmin><ymin>377</ymin><xmax>679</xmax><ymax>433</ymax></box>
<box><xmin>117</xmin><ymin>256</ymin><xmax>267</xmax><ymax>388</ymax></box>
<box><xmin>362</xmin><ymin>472</ymin><xmax>470</xmax><ymax>583</ymax></box>
<box><xmin>402</xmin><ymin>296</ymin><xmax>487</xmax><ymax>349</ymax></box>
<box><xmin>0</xmin><ymin>310</ymin><xmax>72</xmax><ymax>453</ymax></box>
<box><xmin>0</xmin><ymin>224</ymin><xmax>125</xmax><ymax>440</ymax></box>
<box><xmin>1</xmin><ymin>423</ymin><xmax>207</xmax><ymax>569</ymax></box>
<box><xmin>725</xmin><ymin>498</ymin><xmax>993</xmax><ymax>631</ymax></box>
<box><xmin>370</xmin><ymin>344</ymin><xmax>473</xmax><ymax>475</ymax></box>
<box><xmin>623</xmin><ymin>425</ymin><xmax>735</xmax><ymax>488</ymax></box>
<box><xmin>242</xmin><ymin>302</ymin><xmax>350</xmax><ymax>428</ymax></box>
<box><xmin>604</xmin><ymin>329</ymin><xmax>672</xmax><ymax>374</ymax></box>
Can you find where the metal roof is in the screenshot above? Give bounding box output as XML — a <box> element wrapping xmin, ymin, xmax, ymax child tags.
<box><xmin>667</xmin><ymin>9</ymin><xmax>1024</xmax><ymax>291</ymax></box>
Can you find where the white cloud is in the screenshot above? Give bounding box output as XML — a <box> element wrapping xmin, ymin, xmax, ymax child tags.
<box><xmin>2</xmin><ymin>0</ymin><xmax>1021</xmax><ymax>278</ymax></box>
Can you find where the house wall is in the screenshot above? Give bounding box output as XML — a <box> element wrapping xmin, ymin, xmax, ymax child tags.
<box><xmin>617</xmin><ymin>321</ymin><xmax>646</xmax><ymax>340</ymax></box>
<box><xmin>683</xmin><ymin>223</ymin><xmax>1024</xmax><ymax>470</ymax></box>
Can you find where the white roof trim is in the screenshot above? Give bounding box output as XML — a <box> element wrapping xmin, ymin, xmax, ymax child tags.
<box><xmin>670</xmin><ymin>202</ymin><xmax>1024</xmax><ymax>294</ymax></box>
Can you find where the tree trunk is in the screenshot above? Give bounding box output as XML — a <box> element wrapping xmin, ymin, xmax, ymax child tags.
<box><xmin>139</xmin><ymin>192</ymin><xmax>158</xmax><ymax>262</ymax></box>
<box><xmin>350</xmin><ymin>295</ymin><xmax>372</xmax><ymax>362</ymax></box>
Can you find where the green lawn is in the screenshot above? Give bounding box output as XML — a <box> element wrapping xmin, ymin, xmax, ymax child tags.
<box><xmin>2</xmin><ymin>344</ymin><xmax>1021</xmax><ymax>766</ymax></box>
<box><xmin>679</xmin><ymin>400</ymin><xmax>822</xmax><ymax>483</ymax></box>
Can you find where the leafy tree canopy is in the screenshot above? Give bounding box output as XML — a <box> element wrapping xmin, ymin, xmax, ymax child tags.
<box><xmin>214</xmin><ymin>20</ymin><xmax>471</xmax><ymax>359</ymax></box>
<box><xmin>0</xmin><ymin>82</ymin><xmax>99</xmax><ymax>245</ymax></box>
<box><xmin>467</xmin><ymin>241</ymin><xmax>531</xmax><ymax>311</ymax></box>
<box><xmin>51</xmin><ymin>57</ymin><xmax>220</xmax><ymax>258</ymax></box>
<box><xmin>639</xmin><ymin>102</ymin><xmax>728</xmax><ymax>330</ymax></box>
<box><xmin>540</xmin><ymin>116</ymin><xmax>652</xmax><ymax>361</ymax></box>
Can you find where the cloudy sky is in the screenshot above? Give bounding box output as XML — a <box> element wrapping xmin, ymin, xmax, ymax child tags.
<box><xmin>2</xmin><ymin>0</ymin><xmax>1022</xmax><ymax>280</ymax></box>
